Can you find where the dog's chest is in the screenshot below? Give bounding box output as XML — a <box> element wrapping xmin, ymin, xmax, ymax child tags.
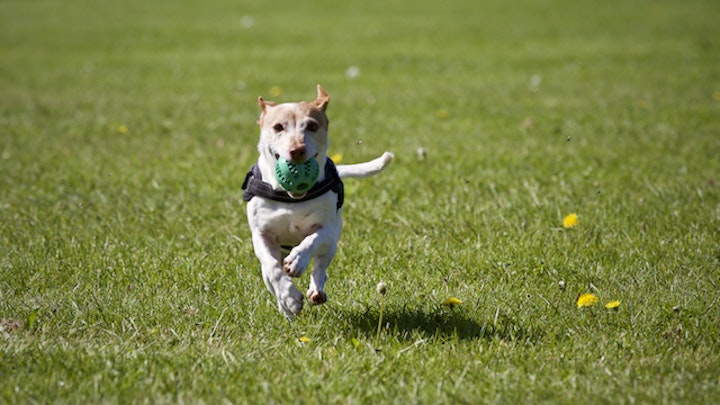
<box><xmin>248</xmin><ymin>196</ymin><xmax>339</xmax><ymax>244</ymax></box>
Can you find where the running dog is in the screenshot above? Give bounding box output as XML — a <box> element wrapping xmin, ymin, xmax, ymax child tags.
<box><xmin>242</xmin><ymin>85</ymin><xmax>393</xmax><ymax>318</ymax></box>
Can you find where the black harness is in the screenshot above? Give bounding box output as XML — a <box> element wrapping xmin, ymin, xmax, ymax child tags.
<box><xmin>242</xmin><ymin>157</ymin><xmax>344</xmax><ymax>210</ymax></box>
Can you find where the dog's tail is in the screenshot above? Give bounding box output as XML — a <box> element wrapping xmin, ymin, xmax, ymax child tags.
<box><xmin>336</xmin><ymin>152</ymin><xmax>393</xmax><ymax>179</ymax></box>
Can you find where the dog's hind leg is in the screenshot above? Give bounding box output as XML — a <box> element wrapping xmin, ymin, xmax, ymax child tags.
<box><xmin>306</xmin><ymin>246</ymin><xmax>336</xmax><ymax>305</ymax></box>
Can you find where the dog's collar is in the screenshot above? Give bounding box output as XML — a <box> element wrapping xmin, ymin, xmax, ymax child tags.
<box><xmin>242</xmin><ymin>157</ymin><xmax>344</xmax><ymax>210</ymax></box>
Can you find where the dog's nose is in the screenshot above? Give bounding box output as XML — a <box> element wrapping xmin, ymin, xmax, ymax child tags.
<box><xmin>289</xmin><ymin>146</ymin><xmax>306</xmax><ymax>161</ymax></box>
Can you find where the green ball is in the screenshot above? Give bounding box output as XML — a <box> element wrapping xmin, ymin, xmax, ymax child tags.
<box><xmin>274</xmin><ymin>157</ymin><xmax>319</xmax><ymax>194</ymax></box>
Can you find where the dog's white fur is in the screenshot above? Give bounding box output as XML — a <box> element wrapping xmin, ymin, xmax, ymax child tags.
<box><xmin>246</xmin><ymin>85</ymin><xmax>393</xmax><ymax>318</ymax></box>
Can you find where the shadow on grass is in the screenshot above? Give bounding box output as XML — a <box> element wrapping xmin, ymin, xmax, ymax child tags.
<box><xmin>345</xmin><ymin>306</ymin><xmax>544</xmax><ymax>343</ymax></box>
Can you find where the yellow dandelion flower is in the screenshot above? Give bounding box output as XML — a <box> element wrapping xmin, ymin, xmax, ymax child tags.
<box><xmin>330</xmin><ymin>152</ymin><xmax>343</xmax><ymax>164</ymax></box>
<box><xmin>562</xmin><ymin>213</ymin><xmax>578</xmax><ymax>229</ymax></box>
<box><xmin>713</xmin><ymin>91</ymin><xmax>720</xmax><ymax>102</ymax></box>
<box><xmin>442</xmin><ymin>297</ymin><xmax>462</xmax><ymax>307</ymax></box>
<box><xmin>270</xmin><ymin>86</ymin><xmax>283</xmax><ymax>97</ymax></box>
<box><xmin>298</xmin><ymin>336</ymin><xmax>311</xmax><ymax>343</ymax></box>
<box><xmin>436</xmin><ymin>109</ymin><xmax>449</xmax><ymax>119</ymax></box>
<box><xmin>605</xmin><ymin>300</ymin><xmax>621</xmax><ymax>309</ymax></box>
<box><xmin>117</xmin><ymin>124</ymin><xmax>128</xmax><ymax>134</ymax></box>
<box><xmin>577</xmin><ymin>293</ymin><xmax>599</xmax><ymax>308</ymax></box>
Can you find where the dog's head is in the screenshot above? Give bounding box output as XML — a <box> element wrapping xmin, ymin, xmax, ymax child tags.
<box><xmin>256</xmin><ymin>85</ymin><xmax>330</xmax><ymax>166</ymax></box>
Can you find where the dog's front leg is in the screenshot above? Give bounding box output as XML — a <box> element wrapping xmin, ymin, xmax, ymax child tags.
<box><xmin>283</xmin><ymin>226</ymin><xmax>338</xmax><ymax>305</ymax></box>
<box><xmin>282</xmin><ymin>225</ymin><xmax>324</xmax><ymax>277</ymax></box>
<box><xmin>252</xmin><ymin>232</ymin><xmax>304</xmax><ymax>318</ymax></box>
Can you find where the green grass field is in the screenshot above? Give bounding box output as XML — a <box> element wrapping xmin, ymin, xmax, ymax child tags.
<box><xmin>2</xmin><ymin>0</ymin><xmax>719</xmax><ymax>403</ymax></box>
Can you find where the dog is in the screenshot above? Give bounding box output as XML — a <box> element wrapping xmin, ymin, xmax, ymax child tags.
<box><xmin>242</xmin><ymin>85</ymin><xmax>393</xmax><ymax>318</ymax></box>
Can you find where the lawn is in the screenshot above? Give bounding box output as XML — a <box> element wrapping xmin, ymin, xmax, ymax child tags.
<box><xmin>1</xmin><ymin>0</ymin><xmax>719</xmax><ymax>403</ymax></box>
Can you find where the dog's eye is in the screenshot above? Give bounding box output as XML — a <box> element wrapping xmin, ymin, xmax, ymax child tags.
<box><xmin>306</xmin><ymin>121</ymin><xmax>319</xmax><ymax>132</ymax></box>
<box><xmin>273</xmin><ymin>123</ymin><xmax>284</xmax><ymax>132</ymax></box>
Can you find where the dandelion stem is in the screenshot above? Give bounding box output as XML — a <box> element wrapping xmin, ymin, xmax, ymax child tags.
<box><xmin>376</xmin><ymin>295</ymin><xmax>385</xmax><ymax>344</ymax></box>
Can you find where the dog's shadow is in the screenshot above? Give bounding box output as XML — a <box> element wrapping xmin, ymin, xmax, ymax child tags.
<box><xmin>344</xmin><ymin>305</ymin><xmax>543</xmax><ymax>343</ymax></box>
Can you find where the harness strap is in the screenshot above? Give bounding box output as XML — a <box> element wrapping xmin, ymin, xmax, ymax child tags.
<box><xmin>242</xmin><ymin>157</ymin><xmax>344</xmax><ymax>210</ymax></box>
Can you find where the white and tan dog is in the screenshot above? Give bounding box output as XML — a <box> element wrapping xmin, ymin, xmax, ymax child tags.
<box><xmin>242</xmin><ymin>85</ymin><xmax>393</xmax><ymax>318</ymax></box>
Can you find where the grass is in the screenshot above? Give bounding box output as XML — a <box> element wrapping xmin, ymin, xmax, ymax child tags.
<box><xmin>1</xmin><ymin>0</ymin><xmax>719</xmax><ymax>403</ymax></box>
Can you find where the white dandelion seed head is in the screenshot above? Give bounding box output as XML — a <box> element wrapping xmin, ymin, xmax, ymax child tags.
<box><xmin>376</xmin><ymin>282</ymin><xmax>387</xmax><ymax>295</ymax></box>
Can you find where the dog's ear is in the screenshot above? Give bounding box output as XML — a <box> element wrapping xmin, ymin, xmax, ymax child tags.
<box><xmin>312</xmin><ymin>85</ymin><xmax>330</xmax><ymax>112</ymax></box>
<box><xmin>257</xmin><ymin>96</ymin><xmax>276</xmax><ymax>125</ymax></box>
<box><xmin>257</xmin><ymin>96</ymin><xmax>276</xmax><ymax>112</ymax></box>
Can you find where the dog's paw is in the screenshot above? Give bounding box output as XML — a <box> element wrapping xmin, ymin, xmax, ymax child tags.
<box><xmin>283</xmin><ymin>251</ymin><xmax>310</xmax><ymax>277</ymax></box>
<box><xmin>279</xmin><ymin>287</ymin><xmax>304</xmax><ymax>318</ymax></box>
<box><xmin>306</xmin><ymin>289</ymin><xmax>327</xmax><ymax>305</ymax></box>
